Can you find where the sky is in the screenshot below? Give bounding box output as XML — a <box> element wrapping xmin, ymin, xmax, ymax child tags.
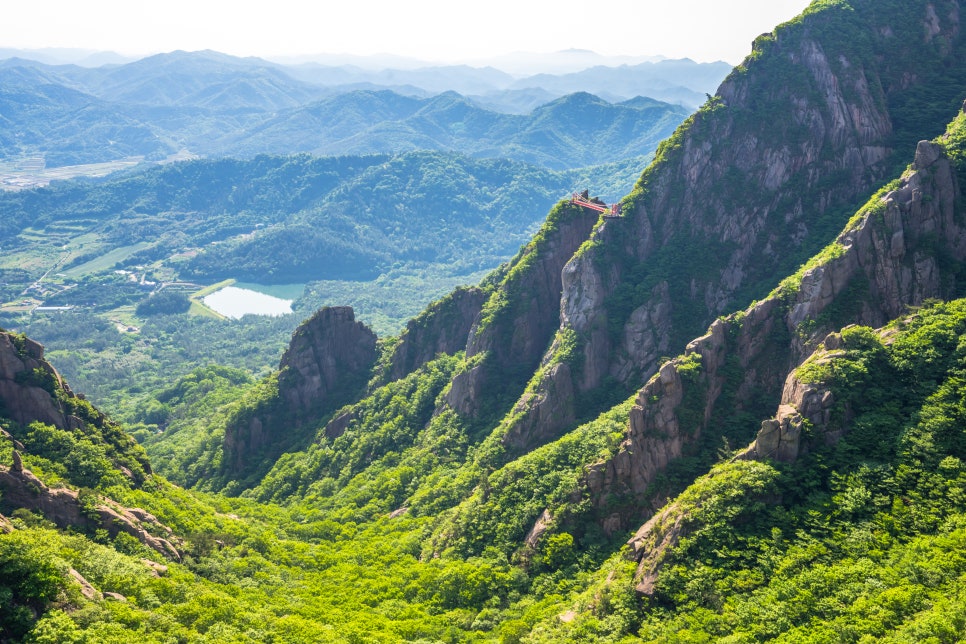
<box><xmin>2</xmin><ymin>0</ymin><xmax>813</xmax><ymax>65</ymax></box>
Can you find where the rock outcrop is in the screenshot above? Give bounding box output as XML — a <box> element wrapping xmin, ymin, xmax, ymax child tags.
<box><xmin>589</xmin><ymin>113</ymin><xmax>966</xmax><ymax>535</ymax></box>
<box><xmin>0</xmin><ymin>463</ymin><xmax>180</xmax><ymax>560</ymax></box>
<box><xmin>0</xmin><ymin>331</ymin><xmax>114</xmax><ymax>435</ymax></box>
<box><xmin>585</xmin><ymin>356</ymin><xmax>702</xmax><ymax>519</ymax></box>
<box><xmin>504</xmin><ymin>0</ymin><xmax>966</xmax><ymax>458</ymax></box>
<box><xmin>626</xmin><ymin>503</ymin><xmax>685</xmax><ymax>596</ymax></box>
<box><xmin>738</xmin><ymin>325</ymin><xmax>872</xmax><ymax>464</ymax></box>
<box><xmin>0</xmin><ymin>332</ymin><xmax>71</xmax><ymax>429</ymax></box>
<box><xmin>0</xmin><ymin>330</ymin><xmax>151</xmax><ymax>482</ymax></box>
<box><xmin>277</xmin><ymin>306</ymin><xmax>378</xmax><ymax>416</ymax></box>
<box><xmin>69</xmin><ymin>568</ymin><xmax>101</xmax><ymax>600</ymax></box>
<box><xmin>223</xmin><ymin>306</ymin><xmax>378</xmax><ymax>475</ymax></box>
<box><xmin>500</xmin><ymin>362</ymin><xmax>576</xmax><ymax>452</ymax></box>
<box><xmin>740</xmin><ymin>346</ymin><xmax>840</xmax><ymax>463</ymax></box>
<box><xmin>383</xmin><ymin>286</ymin><xmax>486</xmax><ymax>384</ymax></box>
<box><xmin>442</xmin><ymin>202</ymin><xmax>600</xmax><ymax>421</ymax></box>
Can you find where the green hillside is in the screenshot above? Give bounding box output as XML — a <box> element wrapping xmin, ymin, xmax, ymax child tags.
<box><xmin>0</xmin><ymin>150</ymin><xmax>637</xmax><ymax>289</ymax></box>
<box><xmin>4</xmin><ymin>1</ymin><xmax>966</xmax><ymax>642</ymax></box>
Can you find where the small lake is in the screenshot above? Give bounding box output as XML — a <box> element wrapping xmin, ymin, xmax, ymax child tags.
<box><xmin>203</xmin><ymin>283</ymin><xmax>303</xmax><ymax>319</ymax></box>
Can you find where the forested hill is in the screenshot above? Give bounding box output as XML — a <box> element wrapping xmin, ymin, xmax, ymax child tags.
<box><xmin>5</xmin><ymin>0</ymin><xmax>966</xmax><ymax>642</ymax></box>
<box><xmin>0</xmin><ymin>150</ymin><xmax>633</xmax><ymax>286</ymax></box>
<box><xmin>0</xmin><ymin>66</ymin><xmax>168</xmax><ymax>166</ymax></box>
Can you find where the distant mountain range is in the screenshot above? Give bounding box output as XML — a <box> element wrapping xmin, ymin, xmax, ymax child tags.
<box><xmin>277</xmin><ymin>54</ymin><xmax>730</xmax><ymax>108</ymax></box>
<box><xmin>0</xmin><ymin>65</ymin><xmax>167</xmax><ymax>166</ymax></box>
<box><xmin>206</xmin><ymin>90</ymin><xmax>688</xmax><ymax>169</ymax></box>
<box><xmin>0</xmin><ymin>46</ymin><xmax>718</xmax><ymax>78</ymax></box>
<box><xmin>0</xmin><ymin>47</ymin><xmax>136</xmax><ymax>67</ymax></box>
<box><xmin>0</xmin><ymin>49</ymin><xmax>726</xmax><ymax>169</ymax></box>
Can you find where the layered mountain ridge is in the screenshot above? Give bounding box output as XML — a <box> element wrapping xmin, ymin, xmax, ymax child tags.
<box><xmin>584</xmin><ymin>120</ymin><xmax>966</xmax><ymax>539</ymax></box>
<box><xmin>0</xmin><ymin>51</ymin><xmax>704</xmax><ymax>169</ymax></box>
<box><xmin>501</xmin><ymin>0</ymin><xmax>966</xmax><ymax>461</ymax></box>
<box><xmin>204</xmin><ymin>0</ymin><xmax>966</xmax><ymax>545</ymax></box>
<box><xmin>5</xmin><ymin>0</ymin><xmax>966</xmax><ymax>640</ymax></box>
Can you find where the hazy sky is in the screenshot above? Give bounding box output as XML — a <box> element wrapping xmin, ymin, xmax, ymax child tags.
<box><xmin>3</xmin><ymin>0</ymin><xmax>812</xmax><ymax>64</ymax></box>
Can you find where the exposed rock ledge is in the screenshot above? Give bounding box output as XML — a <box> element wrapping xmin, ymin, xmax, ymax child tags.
<box><xmin>277</xmin><ymin>306</ymin><xmax>378</xmax><ymax>416</ymax></box>
<box><xmin>0</xmin><ymin>461</ymin><xmax>181</xmax><ymax>560</ymax></box>
<box><xmin>383</xmin><ymin>286</ymin><xmax>487</xmax><ymax>384</ymax></box>
<box><xmin>738</xmin><ymin>335</ymin><xmax>841</xmax><ymax>463</ymax></box>
<box><xmin>626</xmin><ymin>503</ymin><xmax>685</xmax><ymax>596</ymax></box>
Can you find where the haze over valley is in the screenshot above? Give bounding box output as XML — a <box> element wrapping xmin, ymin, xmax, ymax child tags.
<box><xmin>0</xmin><ymin>49</ymin><xmax>719</xmax><ymax>174</ymax></box>
<box><xmin>8</xmin><ymin>1</ymin><xmax>966</xmax><ymax>642</ymax></box>
<box><xmin>0</xmin><ymin>45</ymin><xmax>711</xmax><ymax>407</ymax></box>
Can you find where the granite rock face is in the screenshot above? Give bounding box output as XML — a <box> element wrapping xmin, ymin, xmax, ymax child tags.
<box><xmin>617</xmin><ymin>118</ymin><xmax>966</xmax><ymax>590</ymax></box>
<box><xmin>626</xmin><ymin>503</ymin><xmax>686</xmax><ymax>596</ymax></box>
<box><xmin>0</xmin><ymin>332</ymin><xmax>81</xmax><ymax>431</ymax></box>
<box><xmin>590</xmin><ymin>116</ymin><xmax>966</xmax><ymax>522</ymax></box>
<box><xmin>740</xmin><ymin>349</ymin><xmax>839</xmax><ymax>464</ymax></box>
<box><xmin>277</xmin><ymin>306</ymin><xmax>378</xmax><ymax>414</ymax></box>
<box><xmin>500</xmin><ymin>362</ymin><xmax>576</xmax><ymax>452</ymax></box>
<box><xmin>442</xmin><ymin>205</ymin><xmax>599</xmax><ymax>420</ymax></box>
<box><xmin>223</xmin><ymin>306</ymin><xmax>378</xmax><ymax>473</ymax></box>
<box><xmin>0</xmin><ymin>331</ymin><xmax>178</xmax><ymax>557</ymax></box>
<box><xmin>384</xmin><ymin>287</ymin><xmax>487</xmax><ymax>384</ymax></box>
<box><xmin>0</xmin><ymin>330</ymin><xmax>151</xmax><ymax>482</ymax></box>
<box><xmin>505</xmin><ymin>0</ymin><xmax>965</xmax><ymax>459</ymax></box>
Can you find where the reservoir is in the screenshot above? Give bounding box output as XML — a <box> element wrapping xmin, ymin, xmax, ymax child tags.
<box><xmin>203</xmin><ymin>283</ymin><xmax>300</xmax><ymax>318</ymax></box>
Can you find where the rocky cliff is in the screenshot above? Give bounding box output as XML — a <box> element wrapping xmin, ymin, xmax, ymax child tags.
<box><xmin>0</xmin><ymin>330</ymin><xmax>151</xmax><ymax>482</ymax></box>
<box><xmin>277</xmin><ymin>306</ymin><xmax>378</xmax><ymax>414</ymax></box>
<box><xmin>382</xmin><ymin>286</ymin><xmax>486</xmax><ymax>384</ymax></box>
<box><xmin>600</xmin><ymin>108</ymin><xmax>966</xmax><ymax>547</ymax></box>
<box><xmin>222</xmin><ymin>306</ymin><xmax>378</xmax><ymax>477</ymax></box>
<box><xmin>624</xmin><ymin>310</ymin><xmax>935</xmax><ymax>599</ymax></box>
<box><xmin>1</xmin><ymin>332</ymin><xmax>90</xmax><ymax>431</ymax></box>
<box><xmin>739</xmin><ymin>335</ymin><xmax>842</xmax><ymax>464</ymax></box>
<box><xmin>441</xmin><ymin>201</ymin><xmax>600</xmax><ymax>424</ymax></box>
<box><xmin>501</xmin><ymin>0</ymin><xmax>966</xmax><ymax>457</ymax></box>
